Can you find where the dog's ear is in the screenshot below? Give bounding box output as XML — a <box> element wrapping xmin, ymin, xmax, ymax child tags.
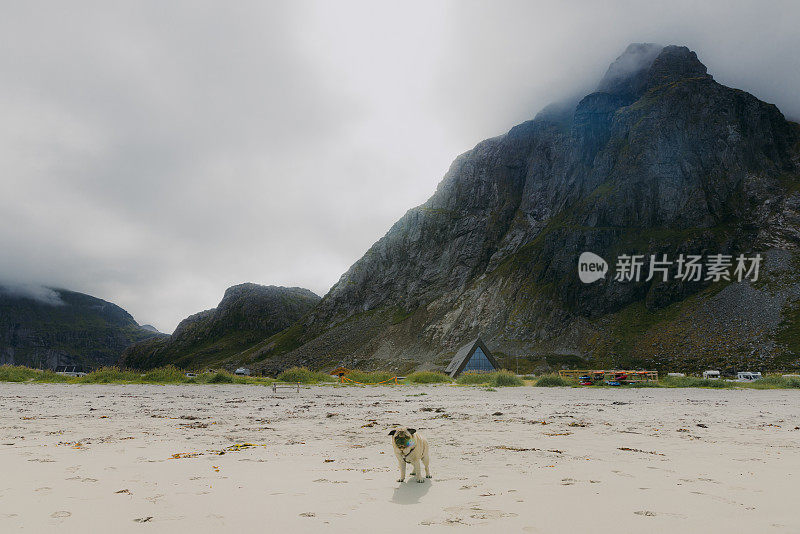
<box><xmin>388</xmin><ymin>430</ymin><xmax>396</xmax><ymax>435</ymax></box>
<box><xmin>408</xmin><ymin>428</ymin><xmax>416</xmax><ymax>435</ymax></box>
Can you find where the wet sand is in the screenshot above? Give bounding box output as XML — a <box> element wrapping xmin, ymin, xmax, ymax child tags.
<box><xmin>0</xmin><ymin>383</ymin><xmax>798</xmax><ymax>533</ymax></box>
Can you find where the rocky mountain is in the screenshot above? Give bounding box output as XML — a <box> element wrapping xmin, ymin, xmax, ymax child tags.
<box><xmin>120</xmin><ymin>284</ymin><xmax>320</xmax><ymax>370</ymax></box>
<box><xmin>235</xmin><ymin>43</ymin><xmax>800</xmax><ymax>375</ymax></box>
<box><xmin>0</xmin><ymin>286</ymin><xmax>164</xmax><ymax>369</ymax></box>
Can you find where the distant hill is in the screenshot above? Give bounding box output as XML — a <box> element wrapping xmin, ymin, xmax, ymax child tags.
<box><xmin>0</xmin><ymin>286</ymin><xmax>165</xmax><ymax>369</ymax></box>
<box><xmin>120</xmin><ymin>284</ymin><xmax>320</xmax><ymax>370</ymax></box>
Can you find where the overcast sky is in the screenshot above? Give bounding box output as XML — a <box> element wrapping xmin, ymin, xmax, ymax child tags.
<box><xmin>1</xmin><ymin>1</ymin><xmax>799</xmax><ymax>332</ymax></box>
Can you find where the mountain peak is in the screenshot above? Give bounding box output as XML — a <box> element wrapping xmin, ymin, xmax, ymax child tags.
<box><xmin>597</xmin><ymin>43</ymin><xmax>710</xmax><ymax>100</ymax></box>
<box><xmin>646</xmin><ymin>45</ymin><xmax>709</xmax><ymax>87</ymax></box>
<box><xmin>596</xmin><ymin>43</ymin><xmax>663</xmax><ymax>96</ymax></box>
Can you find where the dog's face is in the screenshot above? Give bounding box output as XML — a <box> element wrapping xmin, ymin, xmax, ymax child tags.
<box><xmin>388</xmin><ymin>426</ymin><xmax>416</xmax><ymax>449</ymax></box>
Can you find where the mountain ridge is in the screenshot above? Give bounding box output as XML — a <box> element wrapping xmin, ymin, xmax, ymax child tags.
<box><xmin>120</xmin><ymin>284</ymin><xmax>320</xmax><ymax>369</ymax></box>
<box><xmin>236</xmin><ymin>44</ymin><xmax>800</xmax><ymax>374</ymax></box>
<box><xmin>0</xmin><ymin>286</ymin><xmax>164</xmax><ymax>369</ymax></box>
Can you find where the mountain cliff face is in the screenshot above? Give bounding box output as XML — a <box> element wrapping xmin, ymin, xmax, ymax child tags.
<box><xmin>0</xmin><ymin>287</ymin><xmax>163</xmax><ymax>369</ymax></box>
<box><xmin>120</xmin><ymin>284</ymin><xmax>320</xmax><ymax>369</ymax></box>
<box><xmin>243</xmin><ymin>44</ymin><xmax>800</xmax><ymax>374</ymax></box>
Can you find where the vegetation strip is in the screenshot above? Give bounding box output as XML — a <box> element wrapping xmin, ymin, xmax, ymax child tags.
<box><xmin>2</xmin><ymin>365</ymin><xmax>799</xmax><ymax>388</ymax></box>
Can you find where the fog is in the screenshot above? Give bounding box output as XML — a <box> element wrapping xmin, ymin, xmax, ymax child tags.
<box><xmin>1</xmin><ymin>1</ymin><xmax>798</xmax><ymax>332</ymax></box>
<box><xmin>0</xmin><ymin>284</ymin><xmax>64</xmax><ymax>306</ymax></box>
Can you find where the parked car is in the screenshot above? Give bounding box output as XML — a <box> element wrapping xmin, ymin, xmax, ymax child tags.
<box><xmin>736</xmin><ymin>372</ymin><xmax>762</xmax><ymax>381</ymax></box>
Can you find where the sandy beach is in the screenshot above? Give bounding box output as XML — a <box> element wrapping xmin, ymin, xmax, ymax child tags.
<box><xmin>0</xmin><ymin>383</ymin><xmax>798</xmax><ymax>533</ymax></box>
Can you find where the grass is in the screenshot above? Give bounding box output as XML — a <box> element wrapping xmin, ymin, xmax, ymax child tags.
<box><xmin>4</xmin><ymin>364</ymin><xmax>799</xmax><ymax>389</ymax></box>
<box><xmin>345</xmin><ymin>370</ymin><xmax>394</xmax><ymax>384</ymax></box>
<box><xmin>575</xmin><ymin>374</ymin><xmax>800</xmax><ymax>389</ymax></box>
<box><xmin>745</xmin><ymin>375</ymin><xmax>800</xmax><ymax>389</ymax></box>
<box><xmin>0</xmin><ymin>366</ymin><xmax>71</xmax><ymax>383</ymax></box>
<box><xmin>534</xmin><ymin>374</ymin><xmax>577</xmax><ymax>387</ymax></box>
<box><xmin>79</xmin><ymin>367</ymin><xmax>142</xmax><ymax>383</ymax></box>
<box><xmin>658</xmin><ymin>376</ymin><xmax>733</xmax><ymax>388</ymax></box>
<box><xmin>276</xmin><ymin>367</ymin><xmax>336</xmax><ymax>384</ymax></box>
<box><xmin>0</xmin><ymin>365</ymin><xmax>275</xmax><ymax>385</ymax></box>
<box><xmin>140</xmin><ymin>366</ymin><xmax>188</xmax><ymax>383</ymax></box>
<box><xmin>406</xmin><ymin>371</ymin><xmax>452</xmax><ymax>384</ymax></box>
<box><xmin>456</xmin><ymin>370</ymin><xmax>524</xmax><ymax>387</ymax></box>
<box><xmin>492</xmin><ymin>370</ymin><xmax>524</xmax><ymax>387</ymax></box>
<box><xmin>456</xmin><ymin>372</ymin><xmax>494</xmax><ymax>385</ymax></box>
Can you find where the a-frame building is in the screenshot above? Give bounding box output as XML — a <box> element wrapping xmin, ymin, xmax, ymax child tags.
<box><xmin>444</xmin><ymin>336</ymin><xmax>500</xmax><ymax>378</ymax></box>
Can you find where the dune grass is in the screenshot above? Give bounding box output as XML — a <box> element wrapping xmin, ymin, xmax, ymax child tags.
<box><xmin>140</xmin><ymin>366</ymin><xmax>188</xmax><ymax>383</ymax></box>
<box><xmin>456</xmin><ymin>372</ymin><xmax>493</xmax><ymax>385</ymax></box>
<box><xmin>79</xmin><ymin>367</ymin><xmax>142</xmax><ymax>383</ymax></box>
<box><xmin>492</xmin><ymin>370</ymin><xmax>524</xmax><ymax>387</ymax></box>
<box><xmin>345</xmin><ymin>370</ymin><xmax>395</xmax><ymax>384</ymax></box>
<box><xmin>0</xmin><ymin>366</ymin><xmax>71</xmax><ymax>383</ymax></box>
<box><xmin>0</xmin><ymin>365</ymin><xmax>275</xmax><ymax>385</ymax></box>
<box><xmin>406</xmin><ymin>371</ymin><xmax>452</xmax><ymax>384</ymax></box>
<box><xmin>746</xmin><ymin>375</ymin><xmax>800</xmax><ymax>388</ymax></box>
<box><xmin>534</xmin><ymin>374</ymin><xmax>578</xmax><ymax>387</ymax></box>
<box><xmin>580</xmin><ymin>374</ymin><xmax>800</xmax><ymax>388</ymax></box>
<box><xmin>4</xmin><ymin>364</ymin><xmax>799</xmax><ymax>389</ymax></box>
<box><xmin>276</xmin><ymin>366</ymin><xmax>336</xmax><ymax>384</ymax></box>
<box><xmin>456</xmin><ymin>370</ymin><xmax>524</xmax><ymax>387</ymax></box>
<box><xmin>658</xmin><ymin>376</ymin><xmax>733</xmax><ymax>388</ymax></box>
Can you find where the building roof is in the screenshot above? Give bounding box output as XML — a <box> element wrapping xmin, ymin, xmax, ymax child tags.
<box><xmin>444</xmin><ymin>336</ymin><xmax>500</xmax><ymax>377</ymax></box>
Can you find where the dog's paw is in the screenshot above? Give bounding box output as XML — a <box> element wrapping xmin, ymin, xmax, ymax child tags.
<box><xmin>416</xmin><ymin>478</ymin><xmax>425</xmax><ymax>483</ymax></box>
<box><xmin>397</xmin><ymin>478</ymin><xmax>404</xmax><ymax>483</ymax></box>
<box><xmin>410</xmin><ymin>472</ymin><xmax>416</xmax><ymax>476</ymax></box>
<box><xmin>426</xmin><ymin>475</ymin><xmax>432</xmax><ymax>478</ymax></box>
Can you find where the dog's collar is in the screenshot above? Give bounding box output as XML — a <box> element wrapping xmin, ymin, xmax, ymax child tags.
<box><xmin>402</xmin><ymin>446</ymin><xmax>416</xmax><ymax>462</ymax></box>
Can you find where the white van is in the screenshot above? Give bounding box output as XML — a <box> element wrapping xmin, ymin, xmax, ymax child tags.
<box><xmin>736</xmin><ymin>372</ymin><xmax>762</xmax><ymax>381</ymax></box>
<box><xmin>703</xmin><ymin>370</ymin><xmax>720</xmax><ymax>380</ymax></box>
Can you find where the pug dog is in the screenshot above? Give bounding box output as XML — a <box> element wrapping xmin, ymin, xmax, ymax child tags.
<box><xmin>388</xmin><ymin>426</ymin><xmax>431</xmax><ymax>483</ymax></box>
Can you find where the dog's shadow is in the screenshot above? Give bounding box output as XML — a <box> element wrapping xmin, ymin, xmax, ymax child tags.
<box><xmin>391</xmin><ymin>479</ymin><xmax>433</xmax><ymax>505</ymax></box>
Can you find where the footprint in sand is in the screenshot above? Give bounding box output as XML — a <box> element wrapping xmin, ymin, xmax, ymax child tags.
<box><xmin>50</xmin><ymin>511</ymin><xmax>71</xmax><ymax>519</ymax></box>
<box><xmin>635</xmin><ymin>510</ymin><xmax>687</xmax><ymax>519</ymax></box>
<box><xmin>442</xmin><ymin>505</ymin><xmax>517</xmax><ymax>525</ymax></box>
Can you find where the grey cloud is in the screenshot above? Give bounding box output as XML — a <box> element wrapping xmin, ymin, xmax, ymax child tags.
<box><xmin>1</xmin><ymin>1</ymin><xmax>798</xmax><ymax>332</ymax></box>
<box><xmin>0</xmin><ymin>283</ymin><xmax>65</xmax><ymax>306</ymax></box>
